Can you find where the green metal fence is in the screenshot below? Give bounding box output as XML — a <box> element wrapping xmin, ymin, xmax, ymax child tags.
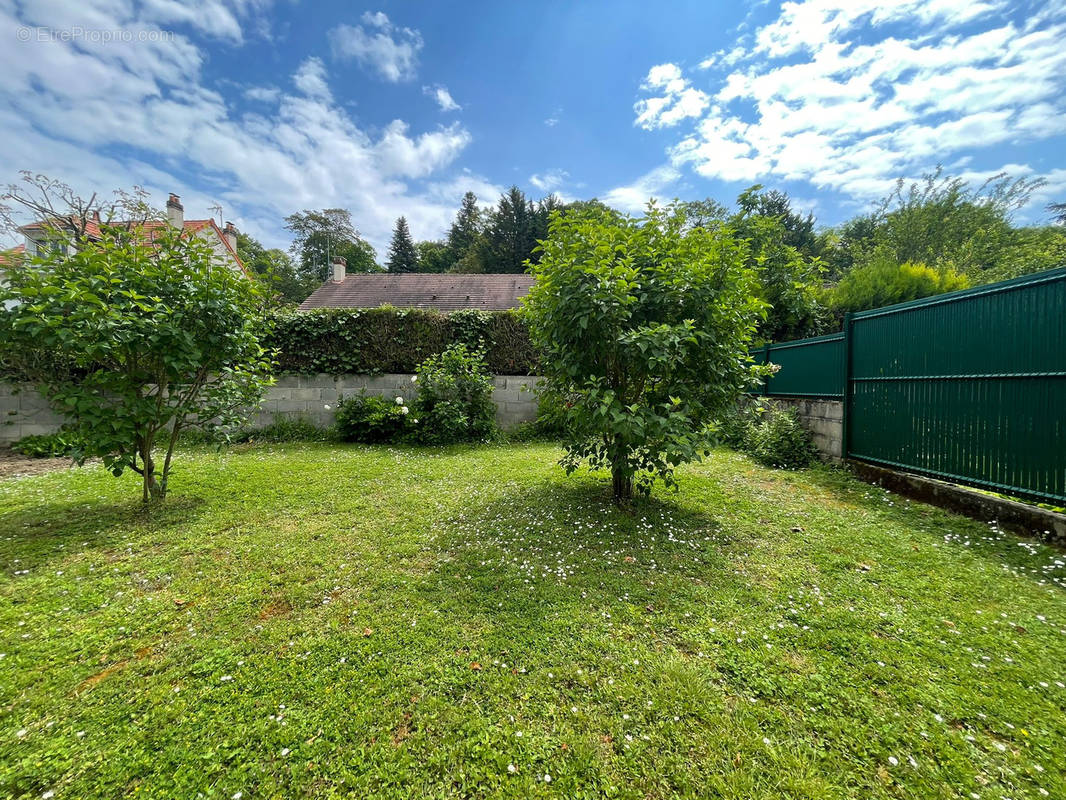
<box><xmin>758</xmin><ymin>332</ymin><xmax>844</xmax><ymax>398</ymax></box>
<box><xmin>758</xmin><ymin>266</ymin><xmax>1066</xmax><ymax>505</ymax></box>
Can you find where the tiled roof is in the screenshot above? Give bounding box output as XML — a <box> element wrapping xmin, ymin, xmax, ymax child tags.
<box><xmin>298</xmin><ymin>273</ymin><xmax>536</xmax><ymax>312</ymax></box>
<box><xmin>18</xmin><ymin>218</ymin><xmax>246</xmax><ymax>275</ymax></box>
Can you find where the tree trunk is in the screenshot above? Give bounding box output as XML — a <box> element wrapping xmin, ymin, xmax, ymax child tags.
<box><xmin>611</xmin><ymin>465</ymin><xmax>633</xmax><ymax>505</ymax></box>
<box><xmin>140</xmin><ymin>446</ymin><xmax>165</xmax><ymax>503</ymax></box>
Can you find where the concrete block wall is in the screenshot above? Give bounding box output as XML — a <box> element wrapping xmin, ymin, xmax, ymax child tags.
<box><xmin>0</xmin><ymin>375</ymin><xmax>543</xmax><ymax>443</ymax></box>
<box><xmin>764</xmin><ymin>396</ymin><xmax>844</xmax><ymax>462</ymax></box>
<box><xmin>0</xmin><ymin>383</ymin><xmax>67</xmax><ymax>443</ymax></box>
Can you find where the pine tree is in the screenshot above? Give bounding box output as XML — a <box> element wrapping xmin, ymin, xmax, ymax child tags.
<box><xmin>386</xmin><ymin>216</ymin><xmax>419</xmax><ymax>273</ymax></box>
<box><xmin>483</xmin><ymin>186</ymin><xmax>536</xmax><ymax>273</ymax></box>
<box><xmin>446</xmin><ymin>191</ymin><xmax>483</xmax><ymax>263</ymax></box>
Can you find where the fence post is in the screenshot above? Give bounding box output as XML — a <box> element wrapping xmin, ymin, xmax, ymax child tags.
<box><xmin>840</xmin><ymin>313</ymin><xmax>854</xmax><ymax>461</ymax></box>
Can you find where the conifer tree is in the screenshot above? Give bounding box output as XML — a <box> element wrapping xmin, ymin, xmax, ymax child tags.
<box><xmin>386</xmin><ymin>216</ymin><xmax>419</xmax><ymax>273</ymax></box>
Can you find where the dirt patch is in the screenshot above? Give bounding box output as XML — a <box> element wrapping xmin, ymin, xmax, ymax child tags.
<box><xmin>77</xmin><ymin>660</ymin><xmax>129</xmax><ymax>693</ymax></box>
<box><xmin>258</xmin><ymin>598</ymin><xmax>293</xmax><ymax>620</ymax></box>
<box><xmin>0</xmin><ymin>448</ymin><xmax>76</xmax><ymax>479</ymax></box>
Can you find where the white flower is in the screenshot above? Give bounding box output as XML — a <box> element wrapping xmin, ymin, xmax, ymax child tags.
<box><xmin>395</xmin><ymin>396</ymin><xmax>404</xmax><ymax>405</ymax></box>
<box><xmin>42</xmin><ymin>792</ymin><xmax>55</xmax><ymax>799</ymax></box>
<box><xmin>507</xmin><ymin>763</ymin><xmax>517</xmax><ymax>774</ymax></box>
<box><xmin>543</xmin><ymin>774</ymin><xmax>551</xmax><ymax>783</ymax></box>
<box><xmin>411</xmin><ymin>375</ymin><xmax>417</xmax><ymax>383</ymax></box>
<box><xmin>281</xmin><ymin>747</ymin><xmax>290</xmax><ymax>756</ymax></box>
<box><xmin>888</xmin><ymin>756</ymin><xmax>899</xmax><ymax>766</ymax></box>
<box><xmin>400</xmin><ymin>406</ymin><xmax>409</xmax><ymax>415</ymax></box>
<box><xmin>324</xmin><ymin>404</ymin><xmax>331</xmax><ymax>410</ymax></box>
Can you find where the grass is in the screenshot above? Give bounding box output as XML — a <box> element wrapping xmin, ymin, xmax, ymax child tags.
<box><xmin>1</xmin><ymin>442</ymin><xmax>1064</xmax><ymax>799</ymax></box>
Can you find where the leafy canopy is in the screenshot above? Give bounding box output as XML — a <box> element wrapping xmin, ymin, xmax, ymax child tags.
<box><xmin>524</xmin><ymin>202</ymin><xmax>765</xmax><ymax>502</ymax></box>
<box><xmin>0</xmin><ymin>221</ymin><xmax>273</xmax><ymax>502</ymax></box>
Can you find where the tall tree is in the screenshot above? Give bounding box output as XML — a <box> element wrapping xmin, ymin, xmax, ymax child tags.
<box><xmin>736</xmin><ymin>186</ymin><xmax>818</xmax><ymax>258</ymax></box>
<box><xmin>236</xmin><ymin>232</ymin><xmax>313</xmax><ymax>306</ymax></box>
<box><xmin>446</xmin><ymin>191</ymin><xmax>484</xmax><ymax>263</ymax></box>
<box><xmin>730</xmin><ymin>187</ymin><xmax>827</xmax><ymax>342</ymax></box>
<box><xmin>387</xmin><ymin>216</ymin><xmax>419</xmax><ymax>273</ymax></box>
<box><xmin>482</xmin><ymin>186</ymin><xmax>537</xmax><ymax>273</ymax></box>
<box><xmin>284</xmin><ymin>208</ymin><xmax>379</xmax><ymax>281</ymax></box>
<box><xmin>415</xmin><ymin>239</ymin><xmax>452</xmax><ymax>273</ymax></box>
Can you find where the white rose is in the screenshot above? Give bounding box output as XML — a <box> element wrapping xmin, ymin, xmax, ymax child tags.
<box><xmin>395</xmin><ymin>396</ymin><xmax>404</xmax><ymax>405</ymax></box>
<box><xmin>411</xmin><ymin>375</ymin><xmax>417</xmax><ymax>383</ymax></box>
<box><xmin>401</xmin><ymin>406</ymin><xmax>409</xmax><ymax>415</ymax></box>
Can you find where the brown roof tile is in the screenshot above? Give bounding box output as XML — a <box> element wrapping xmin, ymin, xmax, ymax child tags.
<box><xmin>298</xmin><ymin>273</ymin><xmax>535</xmax><ymax>312</ymax></box>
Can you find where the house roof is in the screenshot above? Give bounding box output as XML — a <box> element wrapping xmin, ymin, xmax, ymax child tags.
<box><xmin>298</xmin><ymin>273</ymin><xmax>536</xmax><ymax>312</ymax></box>
<box><xmin>18</xmin><ymin>217</ymin><xmax>247</xmax><ymax>276</ymax></box>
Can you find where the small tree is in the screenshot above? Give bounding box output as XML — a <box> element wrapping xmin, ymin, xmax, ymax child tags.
<box><xmin>0</xmin><ymin>215</ymin><xmax>273</xmax><ymax>503</ymax></box>
<box><xmin>524</xmin><ymin>202</ymin><xmax>765</xmax><ymax>503</ymax></box>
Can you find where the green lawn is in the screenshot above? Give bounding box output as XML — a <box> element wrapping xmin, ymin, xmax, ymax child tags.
<box><xmin>1</xmin><ymin>443</ymin><xmax>1064</xmax><ymax>799</ymax></box>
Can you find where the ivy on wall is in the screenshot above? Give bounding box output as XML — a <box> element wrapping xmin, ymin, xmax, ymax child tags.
<box><xmin>264</xmin><ymin>308</ymin><xmax>538</xmax><ymax>376</ymax></box>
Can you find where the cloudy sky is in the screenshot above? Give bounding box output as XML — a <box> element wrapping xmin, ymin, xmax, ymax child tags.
<box><xmin>1</xmin><ymin>0</ymin><xmax>1064</xmax><ymax>255</ymax></box>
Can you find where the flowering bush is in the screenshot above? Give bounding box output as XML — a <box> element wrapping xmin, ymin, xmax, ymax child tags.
<box><xmin>334</xmin><ymin>393</ymin><xmax>410</xmax><ymax>443</ymax></box>
<box><xmin>409</xmin><ymin>343</ymin><xmax>496</xmax><ymax>444</ymax></box>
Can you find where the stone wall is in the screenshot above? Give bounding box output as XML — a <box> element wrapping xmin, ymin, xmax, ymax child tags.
<box><xmin>764</xmin><ymin>396</ymin><xmax>844</xmax><ymax>462</ymax></box>
<box><xmin>0</xmin><ymin>374</ymin><xmax>542</xmax><ymax>443</ymax></box>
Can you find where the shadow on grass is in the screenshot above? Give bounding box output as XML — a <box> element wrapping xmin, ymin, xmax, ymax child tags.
<box><xmin>420</xmin><ymin>474</ymin><xmax>738</xmax><ymax>636</ymax></box>
<box><xmin>0</xmin><ymin>495</ymin><xmax>207</xmax><ymax>572</ymax></box>
<box><xmin>750</xmin><ymin>459</ymin><xmax>1066</xmax><ymax>590</ymax></box>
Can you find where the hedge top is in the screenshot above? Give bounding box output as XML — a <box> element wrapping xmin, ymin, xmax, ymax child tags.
<box><xmin>265</xmin><ymin>307</ymin><xmax>538</xmax><ymax>376</ymax></box>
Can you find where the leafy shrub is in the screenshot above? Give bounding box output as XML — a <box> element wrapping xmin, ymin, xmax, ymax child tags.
<box><xmin>335</xmin><ymin>393</ymin><xmax>410</xmax><ymax>443</ymax></box>
<box><xmin>744</xmin><ymin>406</ymin><xmax>817</xmax><ymax>469</ymax></box>
<box><xmin>508</xmin><ymin>388</ymin><xmax>571</xmax><ymax>442</ymax></box>
<box><xmin>830</xmin><ymin>252</ymin><xmax>969</xmax><ymax>313</ymax></box>
<box><xmin>715</xmin><ymin>401</ymin><xmax>758</xmax><ymax>450</ymax></box>
<box><xmin>10</xmin><ymin>431</ymin><xmax>82</xmax><ymax>459</ymax></box>
<box><xmin>237</xmin><ymin>416</ymin><xmax>336</xmax><ymax>443</ymax></box>
<box><xmin>409</xmin><ymin>344</ymin><xmax>496</xmax><ymax>444</ymax></box>
<box><xmin>265</xmin><ymin>308</ymin><xmax>537</xmax><ymax>376</ymax></box>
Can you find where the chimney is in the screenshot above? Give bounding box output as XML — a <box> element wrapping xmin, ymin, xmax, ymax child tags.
<box><xmin>331</xmin><ymin>255</ymin><xmax>347</xmax><ymax>282</ymax></box>
<box><xmin>223</xmin><ymin>221</ymin><xmax>238</xmax><ymax>252</ymax></box>
<box><xmin>166</xmin><ymin>193</ymin><xmax>184</xmax><ymax>229</ymax></box>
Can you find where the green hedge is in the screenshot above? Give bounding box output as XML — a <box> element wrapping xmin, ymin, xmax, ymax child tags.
<box><xmin>265</xmin><ymin>308</ymin><xmax>538</xmax><ymax>375</ymax></box>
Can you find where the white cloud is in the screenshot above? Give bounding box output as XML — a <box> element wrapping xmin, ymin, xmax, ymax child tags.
<box><xmin>0</xmin><ymin>0</ymin><xmax>487</xmax><ymax>254</ymax></box>
<box><xmin>374</xmin><ymin>121</ymin><xmax>472</xmax><ymax>178</ymax></box>
<box><xmin>292</xmin><ymin>57</ymin><xmax>330</xmax><ymax>99</ymax></box>
<box><xmin>423</xmin><ymin>84</ymin><xmax>461</xmax><ymax>112</ymax></box>
<box><xmin>244</xmin><ymin>85</ymin><xmax>281</xmax><ymax>103</ymax></box>
<box><xmin>635</xmin><ymin>0</ymin><xmax>1066</xmax><ymax>208</ymax></box>
<box><xmin>634</xmin><ymin>63</ymin><xmax>710</xmax><ymax>129</ymax></box>
<box><xmin>328</xmin><ymin>11</ymin><xmax>423</xmax><ymax>83</ymax></box>
<box><xmin>529</xmin><ymin>169</ymin><xmax>569</xmax><ymax>193</ymax></box>
<box><xmin>602</xmin><ymin>165</ymin><xmax>681</xmax><ymax>214</ymax></box>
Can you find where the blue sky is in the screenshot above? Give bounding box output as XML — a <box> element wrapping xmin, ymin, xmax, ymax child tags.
<box><xmin>1</xmin><ymin>0</ymin><xmax>1064</xmax><ymax>256</ymax></box>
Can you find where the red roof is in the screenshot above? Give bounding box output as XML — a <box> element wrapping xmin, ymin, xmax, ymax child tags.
<box><xmin>18</xmin><ymin>217</ymin><xmax>247</xmax><ymax>276</ymax></box>
<box><xmin>299</xmin><ymin>273</ymin><xmax>535</xmax><ymax>312</ymax></box>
